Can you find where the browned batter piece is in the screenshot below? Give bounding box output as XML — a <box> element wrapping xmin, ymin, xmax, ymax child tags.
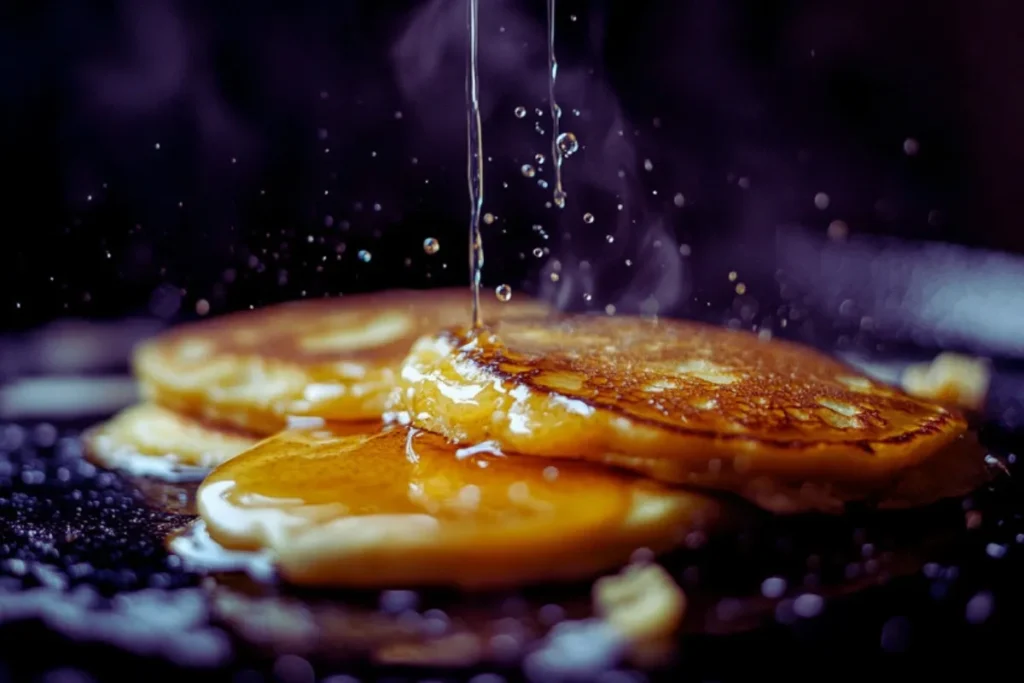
<box><xmin>84</xmin><ymin>403</ymin><xmax>261</xmax><ymax>478</ymax></box>
<box><xmin>394</xmin><ymin>314</ymin><xmax>980</xmax><ymax>513</ymax></box>
<box><xmin>134</xmin><ymin>289</ymin><xmax>550</xmax><ymax>434</ymax></box>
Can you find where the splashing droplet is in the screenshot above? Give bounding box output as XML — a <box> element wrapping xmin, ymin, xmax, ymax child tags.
<box><xmin>605</xmin><ymin>234</ymin><xmax>614</xmax><ymax>243</ymax></box>
<box><xmin>358</xmin><ymin>250</ymin><xmax>372</xmax><ymax>263</ymax></box>
<box><xmin>423</xmin><ymin>238</ymin><xmax>440</xmax><ymax>255</ymax></box>
<box><xmin>535</xmin><ymin>153</ymin><xmax>546</xmax><ymax>165</ymax></box>
<box><xmin>553</xmin><ymin>189</ymin><xmax>567</xmax><ymax>209</ymax></box>
<box><xmin>556</xmin><ymin>132</ymin><xmax>579</xmax><ymax>157</ymax></box>
<box><xmin>483</xmin><ymin>213</ymin><xmax>496</xmax><ymax>224</ymax></box>
<box><xmin>532</xmin><ymin>248</ymin><xmax>544</xmax><ymax>257</ymax></box>
<box><xmin>495</xmin><ymin>284</ymin><xmax>512</xmax><ymax>302</ymax></box>
<box><xmin>521</xmin><ymin>164</ymin><xmax>536</xmax><ymax>178</ymax></box>
<box><xmin>514</xmin><ymin>106</ymin><xmax>527</xmax><ymax>119</ymax></box>
<box><xmin>583</xmin><ymin>213</ymin><xmax>595</xmax><ymax>224</ymax></box>
<box><xmin>673</xmin><ymin>193</ymin><xmax>685</xmax><ymax>208</ymax></box>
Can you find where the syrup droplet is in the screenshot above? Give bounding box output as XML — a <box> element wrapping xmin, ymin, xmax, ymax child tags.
<box><xmin>514</xmin><ymin>106</ymin><xmax>527</xmax><ymax>119</ymax></box>
<box><xmin>423</xmin><ymin>238</ymin><xmax>440</xmax><ymax>255</ymax></box>
<box><xmin>553</xmin><ymin>189</ymin><xmax>567</xmax><ymax>209</ymax></box>
<box><xmin>556</xmin><ymin>132</ymin><xmax>579</xmax><ymax>157</ymax></box>
<box><xmin>521</xmin><ymin>164</ymin><xmax>536</xmax><ymax>178</ymax></box>
<box><xmin>583</xmin><ymin>213</ymin><xmax>595</xmax><ymax>224</ymax></box>
<box><xmin>357</xmin><ymin>250</ymin><xmax>372</xmax><ymax>263</ymax></box>
<box><xmin>495</xmin><ymin>284</ymin><xmax>512</xmax><ymax>302</ymax></box>
<box><xmin>483</xmin><ymin>213</ymin><xmax>496</xmax><ymax>225</ymax></box>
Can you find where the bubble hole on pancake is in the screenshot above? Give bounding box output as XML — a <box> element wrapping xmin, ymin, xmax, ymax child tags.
<box><xmin>134</xmin><ymin>289</ymin><xmax>551</xmax><ymax>435</ymax></box>
<box><xmin>195</xmin><ymin>424</ymin><xmax>724</xmax><ymax>590</ymax></box>
<box><xmin>390</xmin><ymin>315</ymin><xmax>978</xmax><ymax>514</ymax></box>
<box><xmin>84</xmin><ymin>403</ymin><xmax>260</xmax><ymax>479</ymax></box>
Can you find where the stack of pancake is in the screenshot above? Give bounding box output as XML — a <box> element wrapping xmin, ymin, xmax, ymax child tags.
<box><xmin>85</xmin><ymin>288</ymin><xmax>989</xmax><ymax>592</ymax></box>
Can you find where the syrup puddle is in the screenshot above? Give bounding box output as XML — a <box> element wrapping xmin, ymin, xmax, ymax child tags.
<box><xmin>169</xmin><ymin>520</ymin><xmax>277</xmax><ymax>583</ymax></box>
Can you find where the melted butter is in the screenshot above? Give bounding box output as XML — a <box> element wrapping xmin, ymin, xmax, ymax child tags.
<box><xmin>194</xmin><ymin>424</ymin><xmax>708</xmax><ymax>589</ymax></box>
<box><xmin>169</xmin><ymin>520</ymin><xmax>276</xmax><ymax>582</ymax></box>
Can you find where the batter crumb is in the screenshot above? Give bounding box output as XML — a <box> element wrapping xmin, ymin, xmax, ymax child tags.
<box><xmin>593</xmin><ymin>562</ymin><xmax>686</xmax><ymax>644</ymax></box>
<box><xmin>901</xmin><ymin>352</ymin><xmax>991</xmax><ymax>412</ymax></box>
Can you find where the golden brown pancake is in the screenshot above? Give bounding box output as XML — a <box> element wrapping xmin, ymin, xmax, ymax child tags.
<box><xmin>84</xmin><ymin>403</ymin><xmax>260</xmax><ymax>477</ymax></box>
<box><xmin>195</xmin><ymin>424</ymin><xmax>724</xmax><ymax>589</ymax></box>
<box><xmin>392</xmin><ymin>314</ymin><xmax>979</xmax><ymax>513</ymax></box>
<box><xmin>134</xmin><ymin>289</ymin><xmax>550</xmax><ymax>434</ymax></box>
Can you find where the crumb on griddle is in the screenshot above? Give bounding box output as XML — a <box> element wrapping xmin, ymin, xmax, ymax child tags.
<box><xmin>901</xmin><ymin>352</ymin><xmax>991</xmax><ymax>412</ymax></box>
<box><xmin>593</xmin><ymin>562</ymin><xmax>686</xmax><ymax>644</ymax></box>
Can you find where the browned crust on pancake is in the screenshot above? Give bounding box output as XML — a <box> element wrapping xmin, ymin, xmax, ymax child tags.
<box><xmin>436</xmin><ymin>315</ymin><xmax>964</xmax><ymax>454</ymax></box>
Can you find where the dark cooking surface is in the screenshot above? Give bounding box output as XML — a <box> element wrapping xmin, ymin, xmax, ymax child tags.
<box><xmin>1</xmin><ymin>414</ymin><xmax>1023</xmax><ymax>681</ymax></box>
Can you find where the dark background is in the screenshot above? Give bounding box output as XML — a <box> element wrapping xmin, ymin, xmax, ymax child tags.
<box><xmin>2</xmin><ymin>0</ymin><xmax>1023</xmax><ymax>333</ymax></box>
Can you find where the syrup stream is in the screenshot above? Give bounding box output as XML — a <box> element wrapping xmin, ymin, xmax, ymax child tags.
<box><xmin>547</xmin><ymin>0</ymin><xmax>566</xmax><ymax>209</ymax></box>
<box><xmin>466</xmin><ymin>0</ymin><xmax>485</xmax><ymax>328</ymax></box>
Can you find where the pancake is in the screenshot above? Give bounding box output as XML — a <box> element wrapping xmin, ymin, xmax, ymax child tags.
<box><xmin>84</xmin><ymin>403</ymin><xmax>260</xmax><ymax>479</ymax></box>
<box><xmin>391</xmin><ymin>314</ymin><xmax>979</xmax><ymax>514</ymax></box>
<box><xmin>134</xmin><ymin>289</ymin><xmax>550</xmax><ymax>434</ymax></box>
<box><xmin>195</xmin><ymin>424</ymin><xmax>724</xmax><ymax>589</ymax></box>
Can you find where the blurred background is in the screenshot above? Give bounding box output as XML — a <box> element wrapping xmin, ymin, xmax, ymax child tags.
<box><xmin>2</xmin><ymin>0</ymin><xmax>1023</xmax><ymax>368</ymax></box>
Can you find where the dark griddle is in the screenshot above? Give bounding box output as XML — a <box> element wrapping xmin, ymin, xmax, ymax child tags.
<box><xmin>1</xmin><ymin>414</ymin><xmax>1023</xmax><ymax>682</ymax></box>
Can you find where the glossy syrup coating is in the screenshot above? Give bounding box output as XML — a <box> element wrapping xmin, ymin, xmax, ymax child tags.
<box><xmin>196</xmin><ymin>424</ymin><xmax>723</xmax><ymax>589</ymax></box>
<box><xmin>134</xmin><ymin>289</ymin><xmax>551</xmax><ymax>434</ymax></box>
<box><xmin>392</xmin><ymin>314</ymin><xmax>978</xmax><ymax>513</ymax></box>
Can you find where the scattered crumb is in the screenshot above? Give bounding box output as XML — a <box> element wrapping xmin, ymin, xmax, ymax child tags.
<box><xmin>593</xmin><ymin>563</ymin><xmax>686</xmax><ymax>644</ymax></box>
<box><xmin>901</xmin><ymin>352</ymin><xmax>991</xmax><ymax>412</ymax></box>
